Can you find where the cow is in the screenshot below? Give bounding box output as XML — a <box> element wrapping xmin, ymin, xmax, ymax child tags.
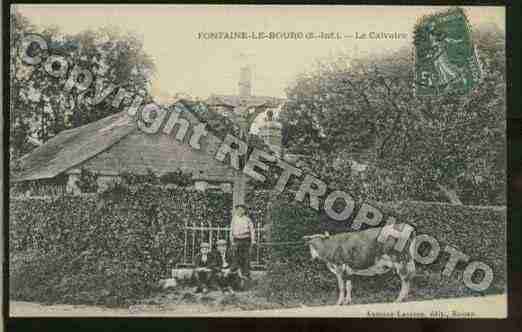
<box><xmin>303</xmin><ymin>224</ymin><xmax>416</xmax><ymax>305</ymax></box>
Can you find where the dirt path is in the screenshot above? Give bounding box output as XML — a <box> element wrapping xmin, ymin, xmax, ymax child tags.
<box><xmin>9</xmin><ymin>287</ymin><xmax>283</xmax><ymax>317</ymax></box>
<box><xmin>199</xmin><ymin>294</ymin><xmax>507</xmax><ymax>318</ymax></box>
<box><xmin>9</xmin><ymin>300</ymin><xmax>234</xmax><ymax>317</ymax></box>
<box><xmin>10</xmin><ymin>294</ymin><xmax>506</xmax><ymax>318</ymax></box>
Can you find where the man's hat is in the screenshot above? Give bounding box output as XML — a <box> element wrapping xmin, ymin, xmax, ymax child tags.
<box><xmin>200</xmin><ymin>242</ymin><xmax>210</xmax><ymax>248</ymax></box>
<box><xmin>216</xmin><ymin>239</ymin><xmax>227</xmax><ymax>246</ymax></box>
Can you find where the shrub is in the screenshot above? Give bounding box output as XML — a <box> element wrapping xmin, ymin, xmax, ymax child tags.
<box><xmin>120</xmin><ymin>169</ymin><xmax>159</xmax><ymax>186</ymax></box>
<box><xmin>159</xmin><ymin>169</ymin><xmax>192</xmax><ymax>187</ymax></box>
<box><xmin>372</xmin><ymin>201</ymin><xmax>507</xmax><ymax>294</ymax></box>
<box><xmin>262</xmin><ymin>197</ymin><xmax>506</xmax><ymax>304</ymax></box>
<box><xmin>76</xmin><ymin>168</ymin><xmax>98</xmax><ymax>193</ymax></box>
<box><xmin>9</xmin><ymin>185</ymin><xmax>243</xmax><ymax>306</ymax></box>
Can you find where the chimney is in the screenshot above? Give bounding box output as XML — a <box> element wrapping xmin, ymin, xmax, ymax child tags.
<box><xmin>238</xmin><ymin>65</ymin><xmax>252</xmax><ymax>99</ymax></box>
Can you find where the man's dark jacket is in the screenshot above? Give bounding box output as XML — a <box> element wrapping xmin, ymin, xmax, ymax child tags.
<box><xmin>194</xmin><ymin>252</ymin><xmax>219</xmax><ymax>270</ymax></box>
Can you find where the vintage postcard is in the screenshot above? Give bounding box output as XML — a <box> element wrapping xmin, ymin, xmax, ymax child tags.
<box><xmin>7</xmin><ymin>4</ymin><xmax>506</xmax><ymax>318</ymax></box>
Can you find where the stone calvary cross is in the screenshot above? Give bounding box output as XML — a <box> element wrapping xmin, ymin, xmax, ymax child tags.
<box><xmin>225</xmin><ymin>58</ymin><xmax>273</xmax><ymax>209</ymax></box>
<box><xmin>229</xmin><ymin>99</ymin><xmax>269</xmax><ymax>208</ymax></box>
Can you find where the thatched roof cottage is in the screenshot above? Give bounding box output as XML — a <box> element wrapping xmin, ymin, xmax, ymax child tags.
<box><xmin>12</xmin><ymin>108</ymin><xmax>243</xmax><ymax>196</ymax></box>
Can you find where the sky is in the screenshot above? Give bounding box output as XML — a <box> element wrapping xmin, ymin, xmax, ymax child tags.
<box><xmin>16</xmin><ymin>5</ymin><xmax>505</xmax><ymax>101</ymax></box>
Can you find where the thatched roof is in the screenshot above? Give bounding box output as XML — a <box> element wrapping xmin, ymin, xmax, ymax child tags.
<box><xmin>13</xmin><ymin>107</ymin><xmax>240</xmax><ymax>183</ymax></box>
<box><xmin>14</xmin><ymin>112</ymin><xmax>135</xmax><ymax>182</ymax></box>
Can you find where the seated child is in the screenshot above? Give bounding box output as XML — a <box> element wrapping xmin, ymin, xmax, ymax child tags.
<box><xmin>193</xmin><ymin>242</ymin><xmax>216</xmax><ymax>294</ymax></box>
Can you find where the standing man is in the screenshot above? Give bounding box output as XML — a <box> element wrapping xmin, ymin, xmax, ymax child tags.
<box><xmin>230</xmin><ymin>204</ymin><xmax>256</xmax><ymax>280</ymax></box>
<box><xmin>214</xmin><ymin>239</ymin><xmax>237</xmax><ymax>293</ymax></box>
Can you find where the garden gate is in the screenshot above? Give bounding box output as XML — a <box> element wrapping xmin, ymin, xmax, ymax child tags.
<box><xmin>176</xmin><ymin>215</ymin><xmax>268</xmax><ymax>270</ymax></box>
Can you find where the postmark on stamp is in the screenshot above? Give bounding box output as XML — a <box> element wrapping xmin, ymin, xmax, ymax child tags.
<box><xmin>414</xmin><ymin>7</ymin><xmax>482</xmax><ymax>96</ymax></box>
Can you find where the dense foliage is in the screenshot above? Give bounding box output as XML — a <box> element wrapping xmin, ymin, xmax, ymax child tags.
<box><xmin>261</xmin><ymin>198</ymin><xmax>506</xmax><ymax>303</ymax></box>
<box><xmin>76</xmin><ymin>168</ymin><xmax>99</xmax><ymax>193</ymax></box>
<box><xmin>10</xmin><ymin>11</ymin><xmax>155</xmax><ymax>159</ymax></box>
<box><xmin>159</xmin><ymin>170</ymin><xmax>193</xmax><ymax>187</ymax></box>
<box><xmin>281</xmin><ymin>24</ymin><xmax>505</xmax><ymax>206</ymax></box>
<box><xmin>10</xmin><ymin>186</ymin><xmax>230</xmax><ymax>306</ymax></box>
<box><xmin>9</xmin><ymin>184</ymin><xmax>274</xmax><ymax>306</ymax></box>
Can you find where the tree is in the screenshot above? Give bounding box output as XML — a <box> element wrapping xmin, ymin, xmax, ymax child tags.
<box><xmin>281</xmin><ymin>23</ymin><xmax>505</xmax><ymax>205</ymax></box>
<box><xmin>65</xmin><ymin>27</ymin><xmax>155</xmax><ymax>127</ymax></box>
<box><xmin>10</xmin><ymin>11</ymin><xmax>38</xmax><ymax>160</ymax></box>
<box><xmin>10</xmin><ymin>11</ymin><xmax>156</xmax><ymax>159</ymax></box>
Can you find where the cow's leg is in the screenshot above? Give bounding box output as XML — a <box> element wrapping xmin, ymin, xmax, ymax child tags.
<box><xmin>343</xmin><ymin>279</ymin><xmax>352</xmax><ymax>305</ymax></box>
<box><xmin>335</xmin><ymin>271</ymin><xmax>345</xmax><ymax>305</ymax></box>
<box><xmin>394</xmin><ymin>259</ymin><xmax>415</xmax><ymax>302</ymax></box>
<box><xmin>328</xmin><ymin>263</ymin><xmax>345</xmax><ymax>305</ymax></box>
<box><xmin>396</xmin><ymin>276</ymin><xmax>409</xmax><ymax>303</ymax></box>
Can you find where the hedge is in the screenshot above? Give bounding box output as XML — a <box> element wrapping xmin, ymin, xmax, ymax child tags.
<box><xmin>11</xmin><ymin>184</ymin><xmax>505</xmax><ymax>306</ymax></box>
<box><xmin>262</xmin><ymin>197</ymin><xmax>506</xmax><ymax>304</ymax></box>
<box><xmin>9</xmin><ymin>185</ymin><xmax>270</xmax><ymax>306</ymax></box>
<box><xmin>372</xmin><ymin>201</ymin><xmax>506</xmax><ymax>291</ymax></box>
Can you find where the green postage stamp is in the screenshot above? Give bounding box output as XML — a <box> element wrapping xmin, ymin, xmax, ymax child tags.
<box><xmin>414</xmin><ymin>7</ymin><xmax>482</xmax><ymax>96</ymax></box>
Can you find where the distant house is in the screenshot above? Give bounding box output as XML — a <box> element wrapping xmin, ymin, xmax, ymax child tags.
<box><xmin>12</xmin><ymin>109</ymin><xmax>242</xmax><ymax>196</ymax></box>
<box><xmin>206</xmin><ymin>93</ymin><xmax>284</xmax><ymax>116</ymax></box>
<box><xmin>13</xmin><ymin>65</ymin><xmax>288</xmax><ymax>197</ymax></box>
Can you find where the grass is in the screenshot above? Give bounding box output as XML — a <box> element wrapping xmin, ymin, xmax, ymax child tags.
<box><xmin>136</xmin><ymin>268</ymin><xmax>503</xmax><ymax>313</ymax></box>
